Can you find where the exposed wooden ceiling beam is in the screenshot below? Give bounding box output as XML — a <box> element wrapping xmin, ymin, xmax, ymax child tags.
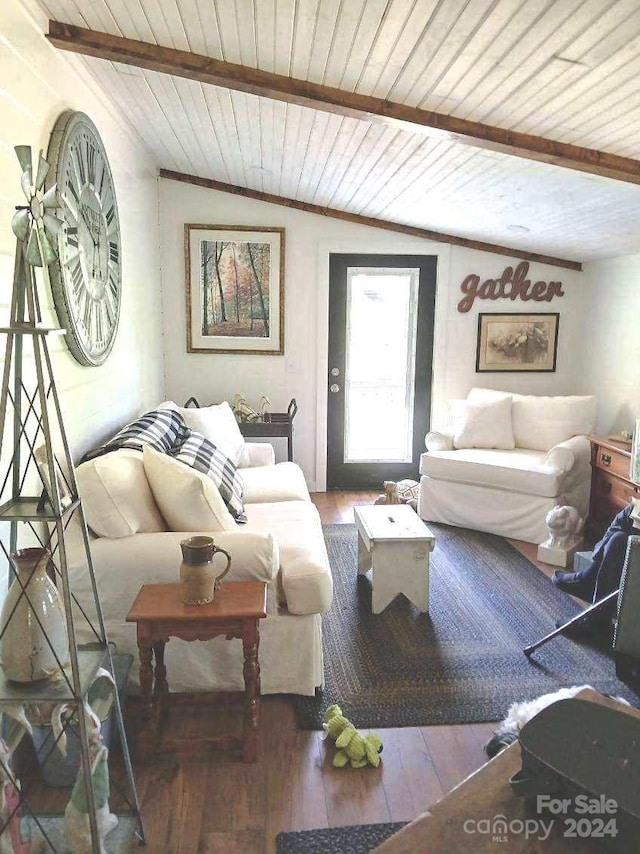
<box><xmin>47</xmin><ymin>20</ymin><xmax>640</xmax><ymax>187</ymax></box>
<box><xmin>159</xmin><ymin>169</ymin><xmax>582</xmax><ymax>271</ymax></box>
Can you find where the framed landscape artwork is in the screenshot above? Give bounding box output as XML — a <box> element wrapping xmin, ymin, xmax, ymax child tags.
<box><xmin>476</xmin><ymin>312</ymin><xmax>559</xmax><ymax>372</ymax></box>
<box><xmin>185</xmin><ymin>224</ymin><xmax>285</xmax><ymax>354</ymax></box>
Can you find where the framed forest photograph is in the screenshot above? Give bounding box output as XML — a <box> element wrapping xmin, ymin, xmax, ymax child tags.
<box><xmin>185</xmin><ymin>224</ymin><xmax>285</xmax><ymax>354</ymax></box>
<box><xmin>476</xmin><ymin>312</ymin><xmax>559</xmax><ymax>372</ymax></box>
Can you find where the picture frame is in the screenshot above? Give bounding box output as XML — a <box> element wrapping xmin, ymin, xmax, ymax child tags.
<box><xmin>476</xmin><ymin>312</ymin><xmax>559</xmax><ymax>373</ymax></box>
<box><xmin>34</xmin><ymin>446</ymin><xmax>73</xmax><ymax>512</ymax></box>
<box><xmin>185</xmin><ymin>224</ymin><xmax>285</xmax><ymax>355</ymax></box>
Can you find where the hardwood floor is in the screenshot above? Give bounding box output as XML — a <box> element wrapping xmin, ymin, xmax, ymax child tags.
<box><xmin>125</xmin><ymin>492</ymin><xmax>525</xmax><ymax>853</ymax></box>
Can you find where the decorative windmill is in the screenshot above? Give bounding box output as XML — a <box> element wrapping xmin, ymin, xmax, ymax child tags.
<box><xmin>9</xmin><ymin>145</ymin><xmax>63</xmax><ymax>324</ymax></box>
<box><xmin>0</xmin><ymin>144</ymin><xmax>145</xmax><ymax>849</ymax></box>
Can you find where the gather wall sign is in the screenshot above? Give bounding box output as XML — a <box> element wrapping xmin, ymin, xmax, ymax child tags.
<box><xmin>457</xmin><ymin>261</ymin><xmax>565</xmax><ymax>313</ymax></box>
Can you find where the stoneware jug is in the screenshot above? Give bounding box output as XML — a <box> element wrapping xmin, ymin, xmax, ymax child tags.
<box><xmin>0</xmin><ymin>547</ymin><xmax>70</xmax><ymax>682</ymax></box>
<box><xmin>180</xmin><ymin>536</ymin><xmax>232</xmax><ymax>605</ymax></box>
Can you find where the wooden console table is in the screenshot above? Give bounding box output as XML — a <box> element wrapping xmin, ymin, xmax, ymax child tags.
<box><xmin>184</xmin><ymin>396</ymin><xmax>298</xmax><ymax>462</ymax></box>
<box><xmin>126</xmin><ymin>581</ymin><xmax>267</xmax><ymax>762</ymax></box>
<box><xmin>587</xmin><ymin>436</ymin><xmax>639</xmax><ymax>542</ymax></box>
<box><xmin>238</xmin><ymin>398</ymin><xmax>297</xmax><ymax>462</ymax></box>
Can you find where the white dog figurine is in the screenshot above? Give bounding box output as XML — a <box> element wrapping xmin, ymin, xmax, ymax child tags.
<box><xmin>546</xmin><ymin>505</ymin><xmax>584</xmax><ymax>549</ymax></box>
<box><xmin>537</xmin><ymin>505</ymin><xmax>584</xmax><ymax>567</ymax></box>
<box><xmin>485</xmin><ymin>685</ymin><xmax>631</xmax><ymax>758</ymax></box>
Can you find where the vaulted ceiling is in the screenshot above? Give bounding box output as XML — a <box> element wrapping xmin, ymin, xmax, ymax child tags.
<box><xmin>37</xmin><ymin>0</ymin><xmax>640</xmax><ymax>264</ymax></box>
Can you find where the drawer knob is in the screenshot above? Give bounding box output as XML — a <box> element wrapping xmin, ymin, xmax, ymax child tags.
<box><xmin>601</xmin><ymin>453</ymin><xmax>612</xmax><ymax>466</ymax></box>
<box><xmin>603</xmin><ymin>482</ymin><xmax>612</xmax><ymax>494</ymax></box>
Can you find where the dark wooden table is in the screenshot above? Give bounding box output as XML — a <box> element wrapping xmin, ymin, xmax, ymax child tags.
<box><xmin>126</xmin><ymin>581</ymin><xmax>267</xmax><ymax>762</ymax></box>
<box><xmin>239</xmin><ymin>420</ymin><xmax>294</xmax><ymax>461</ymax></box>
<box><xmin>238</xmin><ymin>397</ymin><xmax>297</xmax><ymax>462</ymax></box>
<box><xmin>378</xmin><ymin>689</ymin><xmax>639</xmax><ymax>852</ymax></box>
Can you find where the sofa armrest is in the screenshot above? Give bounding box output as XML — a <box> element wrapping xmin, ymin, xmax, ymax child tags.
<box><xmin>544</xmin><ymin>435</ymin><xmax>591</xmax><ymax>475</ymax></box>
<box><xmin>90</xmin><ymin>530</ymin><xmax>279</xmax><ymax>584</ymax></box>
<box><xmin>237</xmin><ymin>442</ymin><xmax>276</xmax><ymax>468</ymax></box>
<box><xmin>425</xmin><ymin>431</ymin><xmax>454</xmax><ymax>452</ymax></box>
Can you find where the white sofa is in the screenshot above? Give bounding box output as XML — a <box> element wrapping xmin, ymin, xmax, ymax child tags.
<box><xmin>418</xmin><ymin>388</ymin><xmax>597</xmax><ymax>544</ymax></box>
<box><xmin>66</xmin><ymin>414</ymin><xmax>332</xmax><ymax>697</ymax></box>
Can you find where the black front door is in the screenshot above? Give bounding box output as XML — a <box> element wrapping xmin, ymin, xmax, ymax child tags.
<box><xmin>326</xmin><ymin>254</ymin><xmax>437</xmax><ymax>489</ymax></box>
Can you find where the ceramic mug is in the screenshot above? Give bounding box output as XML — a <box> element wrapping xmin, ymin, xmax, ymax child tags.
<box><xmin>179</xmin><ymin>536</ymin><xmax>232</xmax><ymax>605</ymax></box>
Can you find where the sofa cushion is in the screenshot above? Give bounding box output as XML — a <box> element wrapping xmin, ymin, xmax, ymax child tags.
<box><xmin>84</xmin><ymin>408</ymin><xmax>185</xmax><ymax>460</ymax></box>
<box><xmin>143</xmin><ymin>446</ymin><xmax>237</xmax><ymax>532</ymax></box>
<box><xmin>450</xmin><ymin>396</ymin><xmax>515</xmax><ymax>450</ymax></box>
<box><xmin>420</xmin><ymin>448</ymin><xmax>564</xmax><ymax>498</ymax></box>
<box><xmin>76</xmin><ymin>449</ymin><xmax>166</xmax><ymax>539</ymax></box>
<box><xmin>241</xmin><ymin>462</ymin><xmax>310</xmax><ymax>504</ymax></box>
<box><xmin>510</xmin><ymin>394</ymin><xmax>596</xmax><ymax>452</ymax></box>
<box><xmin>161</xmin><ymin>400</ymin><xmax>245</xmax><ymax>465</ymax></box>
<box><xmin>467</xmin><ymin>388</ymin><xmax>596</xmax><ymax>452</ymax></box>
<box><xmin>243</xmin><ymin>501</ymin><xmax>332</xmax><ymax>615</ymax></box>
<box><xmin>170</xmin><ymin>428</ymin><xmax>246</xmax><ymax>521</ymax></box>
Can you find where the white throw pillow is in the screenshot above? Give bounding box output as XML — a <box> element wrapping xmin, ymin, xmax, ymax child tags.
<box><xmin>142</xmin><ymin>446</ymin><xmax>237</xmax><ymax>532</ymax></box>
<box><xmin>467</xmin><ymin>388</ymin><xmax>596</xmax><ymax>451</ymax></box>
<box><xmin>510</xmin><ymin>394</ymin><xmax>596</xmax><ymax>452</ymax></box>
<box><xmin>76</xmin><ymin>449</ymin><xmax>166</xmax><ymax>539</ymax></box>
<box><xmin>159</xmin><ymin>400</ymin><xmax>245</xmax><ymax>465</ymax></box>
<box><xmin>450</xmin><ymin>397</ymin><xmax>515</xmax><ymax>450</ymax></box>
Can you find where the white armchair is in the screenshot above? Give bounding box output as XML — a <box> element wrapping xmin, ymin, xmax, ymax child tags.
<box><xmin>418</xmin><ymin>388</ymin><xmax>597</xmax><ymax>544</ymax></box>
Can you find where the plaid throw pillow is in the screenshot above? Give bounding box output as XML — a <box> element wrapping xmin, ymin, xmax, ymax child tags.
<box><xmin>84</xmin><ymin>408</ymin><xmax>185</xmax><ymax>461</ymax></box>
<box><xmin>170</xmin><ymin>428</ymin><xmax>246</xmax><ymax>522</ymax></box>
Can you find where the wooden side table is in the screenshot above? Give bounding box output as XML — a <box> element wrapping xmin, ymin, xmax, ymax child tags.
<box><xmin>125</xmin><ymin>581</ymin><xmax>267</xmax><ymax>762</ymax></box>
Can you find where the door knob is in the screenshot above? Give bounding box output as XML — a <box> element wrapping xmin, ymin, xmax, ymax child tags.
<box><xmin>331</xmin><ymin>368</ymin><xmax>340</xmax><ymax>376</ymax></box>
<box><xmin>330</xmin><ymin>384</ymin><xmax>340</xmax><ymax>393</ymax></box>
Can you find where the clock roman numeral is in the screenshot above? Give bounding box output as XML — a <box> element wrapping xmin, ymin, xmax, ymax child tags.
<box><xmin>83</xmin><ymin>294</ymin><xmax>93</xmax><ymax>336</ymax></box>
<box><xmin>70</xmin><ymin>259</ymin><xmax>84</xmax><ymax>298</ymax></box>
<box><xmin>87</xmin><ymin>140</ymin><xmax>97</xmax><ymax>185</ymax></box>
<box><xmin>66</xmin><ymin>177</ymin><xmax>79</xmax><ymax>203</ymax></box>
<box><xmin>96</xmin><ymin>300</ymin><xmax>104</xmax><ymax>344</ymax></box>
<box><xmin>105</xmin><ymin>205</ymin><xmax>115</xmax><ymax>227</ymax></box>
<box><xmin>75</xmin><ymin>142</ymin><xmax>87</xmax><ymax>186</ymax></box>
<box><xmin>67</xmin><ymin>226</ymin><xmax>78</xmax><ymax>248</ymax></box>
<box><xmin>98</xmin><ymin>159</ymin><xmax>106</xmax><ymax>197</ymax></box>
<box><xmin>109</xmin><ymin>241</ymin><xmax>119</xmax><ymax>264</ymax></box>
<box><xmin>108</xmin><ymin>272</ymin><xmax>119</xmax><ymax>300</ymax></box>
<box><xmin>105</xmin><ymin>292</ymin><xmax>115</xmax><ymax>328</ymax></box>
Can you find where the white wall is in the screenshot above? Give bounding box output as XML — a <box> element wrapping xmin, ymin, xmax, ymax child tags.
<box><xmin>159</xmin><ymin>179</ymin><xmax>584</xmax><ymax>490</ymax></box>
<box><xmin>0</xmin><ymin>0</ymin><xmax>164</xmax><ymax>583</ymax></box>
<box><xmin>580</xmin><ymin>254</ymin><xmax>640</xmax><ymax>435</ymax></box>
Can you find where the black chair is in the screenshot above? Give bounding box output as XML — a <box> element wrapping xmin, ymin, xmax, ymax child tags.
<box><xmin>524</xmin><ymin>536</ymin><xmax>640</xmax><ymax>676</ymax></box>
<box><xmin>614</xmin><ymin>535</ymin><xmax>640</xmax><ymax>681</ymax></box>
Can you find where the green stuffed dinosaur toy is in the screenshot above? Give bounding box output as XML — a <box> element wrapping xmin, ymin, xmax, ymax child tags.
<box><xmin>322</xmin><ymin>704</ymin><xmax>383</xmax><ymax>768</ymax></box>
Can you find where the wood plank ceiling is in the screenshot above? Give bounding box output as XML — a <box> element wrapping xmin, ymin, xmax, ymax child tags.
<box><xmin>35</xmin><ymin>0</ymin><xmax>640</xmax><ymax>263</ymax></box>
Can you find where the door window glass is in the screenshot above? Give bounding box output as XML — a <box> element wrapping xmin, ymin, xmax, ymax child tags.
<box><xmin>344</xmin><ymin>268</ymin><xmax>419</xmax><ymax>463</ymax></box>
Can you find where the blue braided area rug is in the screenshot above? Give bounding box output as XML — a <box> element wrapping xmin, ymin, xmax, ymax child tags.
<box><xmin>294</xmin><ymin>523</ymin><xmax>639</xmax><ymax>729</ymax></box>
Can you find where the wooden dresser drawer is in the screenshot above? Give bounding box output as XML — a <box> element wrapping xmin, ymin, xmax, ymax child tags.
<box><xmin>588</xmin><ymin>436</ymin><xmax>639</xmax><ymax>543</ymax></box>
<box><xmin>593</xmin><ymin>469</ymin><xmax>639</xmax><ymax>507</ymax></box>
<box><xmin>594</xmin><ymin>446</ymin><xmax>632</xmax><ymax>480</ymax></box>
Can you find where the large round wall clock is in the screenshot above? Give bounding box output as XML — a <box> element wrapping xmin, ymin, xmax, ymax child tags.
<box><xmin>46</xmin><ymin>111</ymin><xmax>121</xmax><ymax>366</ymax></box>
